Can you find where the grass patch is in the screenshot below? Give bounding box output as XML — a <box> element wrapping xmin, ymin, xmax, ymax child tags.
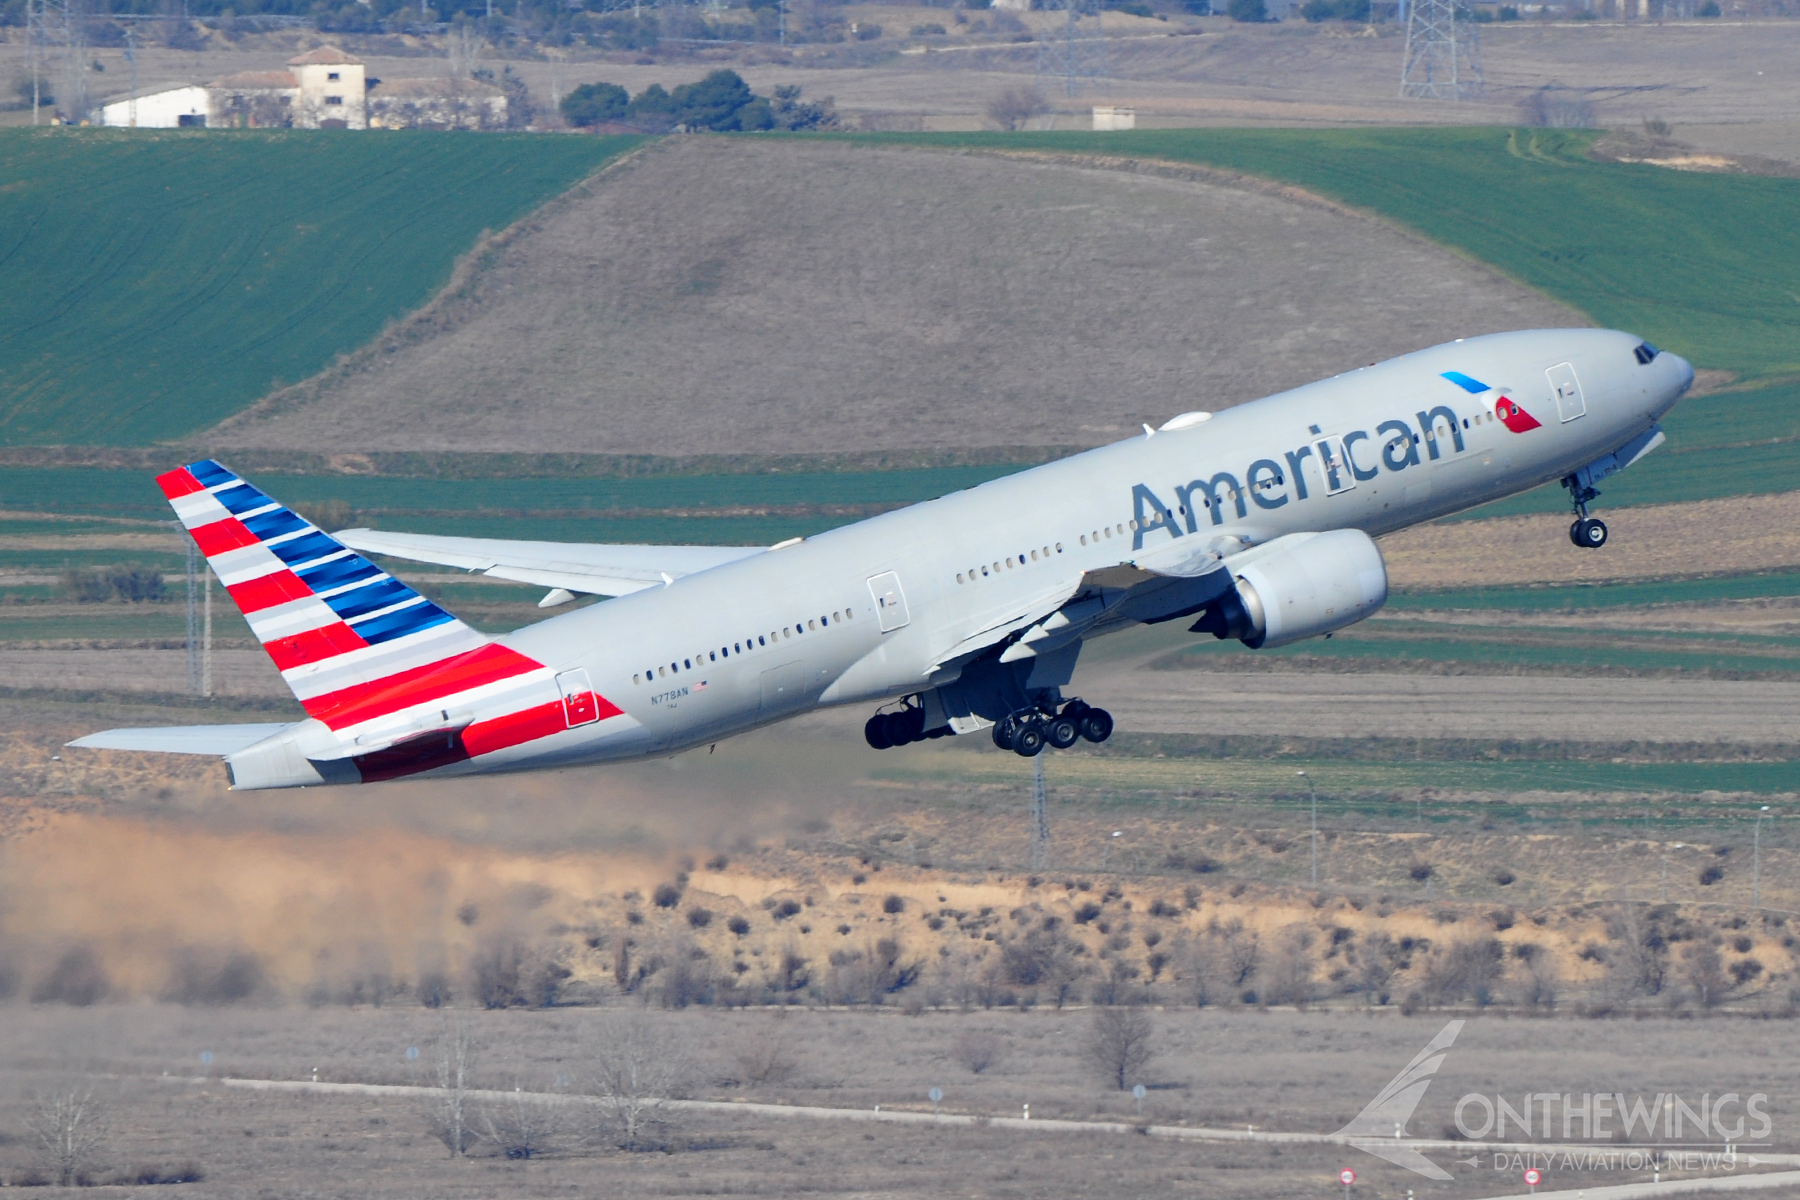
<box><xmin>0</xmin><ymin>129</ymin><xmax>642</xmax><ymax>446</ymax></box>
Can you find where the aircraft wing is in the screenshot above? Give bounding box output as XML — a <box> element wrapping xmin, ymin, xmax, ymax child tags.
<box><xmin>68</xmin><ymin>723</ymin><xmax>297</xmax><ymax>756</ymax></box>
<box><xmin>928</xmin><ymin>535</ymin><xmax>1259</xmax><ymax>675</ymax></box>
<box><xmin>333</xmin><ymin>530</ymin><xmax>766</xmax><ymax>600</ymax></box>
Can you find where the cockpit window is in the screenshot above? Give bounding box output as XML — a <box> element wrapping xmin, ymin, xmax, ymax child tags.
<box><xmin>1633</xmin><ymin>341</ymin><xmax>1660</xmax><ymax>365</ymax></box>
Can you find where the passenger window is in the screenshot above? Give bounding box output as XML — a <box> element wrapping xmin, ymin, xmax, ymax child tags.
<box><xmin>1004</xmin><ymin>559</ymin><xmax>1013</xmax><ymax>570</ymax></box>
<box><xmin>633</xmin><ymin>673</ymin><xmax>641</xmax><ymax>684</ymax></box>
<box><xmin>658</xmin><ymin>666</ymin><xmax>666</xmax><ymax>678</ymax></box>
<box><xmin>1054</xmin><ymin>543</ymin><xmax>1062</xmax><ymax>553</ymax></box>
<box><xmin>1030</xmin><ymin>550</ymin><xmax>1038</xmax><ymax>561</ymax></box>
<box><xmin>709</xmin><ymin>651</ymin><xmax>716</xmax><ymax>662</ymax></box>
<box><xmin>783</xmin><ymin>628</ymin><xmax>791</xmax><ymax>638</ymax></box>
<box><xmin>808</xmin><ymin>619</ymin><xmax>816</xmax><ymax>631</ymax></box>
<box><xmin>758</xmin><ymin>635</ymin><xmax>766</xmax><ymax>646</ymax></box>
<box><xmin>833</xmin><ymin>612</ymin><xmax>841</xmax><ymax>621</ymax></box>
<box><xmin>1080</xmin><ymin>535</ymin><xmax>1087</xmax><ymax>546</ymax></box>
<box><xmin>1104</xmin><ymin>528</ymin><xmax>1112</xmax><ymax>539</ymax></box>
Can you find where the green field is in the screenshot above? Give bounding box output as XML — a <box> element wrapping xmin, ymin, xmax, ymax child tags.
<box><xmin>885</xmin><ymin>746</ymin><xmax>1800</xmax><ymax>802</ymax></box>
<box><xmin>0</xmin><ymin>129</ymin><xmax>641</xmax><ymax>446</ymax></box>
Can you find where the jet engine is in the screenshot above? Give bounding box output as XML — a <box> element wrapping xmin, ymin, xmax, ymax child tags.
<box><xmin>1189</xmin><ymin>529</ymin><xmax>1388</xmax><ymax>649</ymax></box>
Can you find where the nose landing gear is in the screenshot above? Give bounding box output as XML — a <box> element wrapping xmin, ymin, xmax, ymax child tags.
<box><xmin>1563</xmin><ymin>475</ymin><xmax>1608</xmax><ymax>550</ymax></box>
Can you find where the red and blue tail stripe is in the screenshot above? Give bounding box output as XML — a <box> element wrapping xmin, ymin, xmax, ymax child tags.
<box><xmin>157</xmin><ymin>459</ymin><xmax>558</xmax><ymax>735</ymax></box>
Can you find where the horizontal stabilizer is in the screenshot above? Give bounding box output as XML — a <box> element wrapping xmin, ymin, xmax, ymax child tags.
<box><xmin>334</xmin><ymin>530</ymin><xmax>765</xmax><ymax>598</ymax></box>
<box><xmin>68</xmin><ymin>723</ymin><xmax>297</xmax><ymax>756</ymax></box>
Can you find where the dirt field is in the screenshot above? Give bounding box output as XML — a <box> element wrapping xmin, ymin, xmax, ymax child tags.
<box><xmin>213</xmin><ymin>137</ymin><xmax>1577</xmax><ymax>457</ymax></box>
<box><xmin>1379</xmin><ymin>492</ymin><xmax>1800</xmax><ymax>591</ymax></box>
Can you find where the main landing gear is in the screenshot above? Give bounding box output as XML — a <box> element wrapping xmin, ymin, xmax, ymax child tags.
<box><xmin>993</xmin><ymin>699</ymin><xmax>1112</xmax><ymax>759</ymax></box>
<box><xmin>1563</xmin><ymin>474</ymin><xmax>1608</xmax><ymax>550</ymax></box>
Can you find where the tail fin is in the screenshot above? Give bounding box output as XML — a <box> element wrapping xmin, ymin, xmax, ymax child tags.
<box><xmin>158</xmin><ymin>460</ymin><xmax>547</xmax><ymax>732</ymax></box>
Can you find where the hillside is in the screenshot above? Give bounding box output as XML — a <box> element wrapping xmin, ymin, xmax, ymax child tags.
<box><xmin>880</xmin><ymin>127</ymin><xmax>1800</xmax><ymax>383</ymax></box>
<box><xmin>213</xmin><ymin>136</ymin><xmax>1577</xmax><ymax>456</ymax></box>
<box><xmin>0</xmin><ymin>129</ymin><xmax>641</xmax><ymax>446</ymax></box>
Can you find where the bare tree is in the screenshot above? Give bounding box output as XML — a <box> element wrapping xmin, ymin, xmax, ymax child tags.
<box><xmin>422</xmin><ymin>1020</ymin><xmax>479</xmax><ymax>1157</ymax></box>
<box><xmin>1083</xmin><ymin>1007</ymin><xmax>1155</xmax><ymax>1092</ymax></box>
<box><xmin>478</xmin><ymin>1084</ymin><xmax>566</xmax><ymax>1159</ymax></box>
<box><xmin>25</xmin><ymin>1081</ymin><xmax>107</xmax><ymax>1187</ymax></box>
<box><xmin>586</xmin><ymin>1011</ymin><xmax>691</xmax><ymax>1150</ymax></box>
<box><xmin>985</xmin><ymin>86</ymin><xmax>1049</xmax><ymax>132</ymax></box>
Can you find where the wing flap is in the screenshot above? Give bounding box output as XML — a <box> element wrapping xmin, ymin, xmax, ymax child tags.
<box><xmin>335</xmin><ymin>530</ymin><xmax>765</xmax><ymax>598</ymax></box>
<box><xmin>68</xmin><ymin>723</ymin><xmax>298</xmax><ymax>756</ymax></box>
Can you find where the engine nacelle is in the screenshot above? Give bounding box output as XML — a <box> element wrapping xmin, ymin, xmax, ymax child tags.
<box><xmin>1191</xmin><ymin>529</ymin><xmax>1388</xmax><ymax>649</ymax></box>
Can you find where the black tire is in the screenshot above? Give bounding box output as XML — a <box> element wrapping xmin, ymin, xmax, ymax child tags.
<box><xmin>1079</xmin><ymin>708</ymin><xmax>1114</xmax><ymax>744</ymax></box>
<box><xmin>864</xmin><ymin>714</ymin><xmax>893</xmax><ymax>750</ymax></box>
<box><xmin>1061</xmin><ymin>699</ymin><xmax>1090</xmax><ymax>718</ymax></box>
<box><xmin>1579</xmin><ymin>518</ymin><xmax>1608</xmax><ymax>549</ymax></box>
<box><xmin>992</xmin><ymin>715</ymin><xmax>1019</xmax><ymax>751</ymax></box>
<box><xmin>1013</xmin><ymin>721</ymin><xmax>1046</xmax><ymax>757</ymax></box>
<box><xmin>1046</xmin><ymin>716</ymin><xmax>1080</xmax><ymax>749</ymax></box>
<box><xmin>1569</xmin><ymin>520</ymin><xmax>1585</xmax><ymax>547</ymax></box>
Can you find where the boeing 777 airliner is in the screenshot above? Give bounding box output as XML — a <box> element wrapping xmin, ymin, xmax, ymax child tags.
<box><xmin>73</xmin><ymin>329</ymin><xmax>1693</xmax><ymax>789</ymax></box>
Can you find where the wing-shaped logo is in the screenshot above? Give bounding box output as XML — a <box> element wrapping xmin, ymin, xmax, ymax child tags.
<box><xmin>1332</xmin><ymin>1019</ymin><xmax>1464</xmax><ymax>1180</ymax></box>
<box><xmin>1494</xmin><ymin>396</ymin><xmax>1542</xmax><ymax>433</ymax></box>
<box><xmin>1441</xmin><ymin>371</ymin><xmax>1541</xmax><ymax>434</ymax></box>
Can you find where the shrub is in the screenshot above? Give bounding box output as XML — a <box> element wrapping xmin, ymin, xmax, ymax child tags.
<box><xmin>687</xmin><ymin>907</ymin><xmax>713</xmax><ymax>928</ymax></box>
<box><xmin>1226</xmin><ymin>0</ymin><xmax>1266</xmax><ymax>19</ymax></box>
<box><xmin>951</xmin><ymin>1029</ymin><xmax>1005</xmax><ymax>1074</ymax></box>
<box><xmin>882</xmin><ymin>894</ymin><xmax>906</xmax><ymax>914</ymax></box>
<box><xmin>727</xmin><ymin>916</ymin><xmax>751</xmax><ymax>937</ymax></box>
<box><xmin>653</xmin><ymin>883</ymin><xmax>682</xmax><ymax>909</ymax></box>
<box><xmin>31</xmin><ymin>945</ymin><xmax>109</xmax><ymax>1006</ymax></box>
<box><xmin>1699</xmin><ymin>865</ymin><xmax>1725</xmax><ymax>886</ymax></box>
<box><xmin>561</xmin><ymin>80</ymin><xmax>628</xmax><ymax>127</ymax></box>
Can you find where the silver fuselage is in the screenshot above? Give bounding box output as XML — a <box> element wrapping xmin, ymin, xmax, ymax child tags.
<box><xmin>453</xmin><ymin>328</ymin><xmax>1692</xmax><ymax>774</ymax></box>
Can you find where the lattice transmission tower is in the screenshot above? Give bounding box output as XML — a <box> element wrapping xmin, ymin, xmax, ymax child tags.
<box><xmin>25</xmin><ymin>0</ymin><xmax>91</xmax><ymax>123</ymax></box>
<box><xmin>1036</xmin><ymin>0</ymin><xmax>1108</xmax><ymax>100</ymax></box>
<box><xmin>1398</xmin><ymin>0</ymin><xmax>1483</xmax><ymax>100</ymax></box>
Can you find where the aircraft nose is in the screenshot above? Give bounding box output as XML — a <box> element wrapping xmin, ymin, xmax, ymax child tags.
<box><xmin>1671</xmin><ymin>352</ymin><xmax>1695</xmax><ymax>396</ymax></box>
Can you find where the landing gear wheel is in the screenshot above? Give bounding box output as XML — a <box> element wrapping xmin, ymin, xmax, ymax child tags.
<box><xmin>864</xmin><ymin>714</ymin><xmax>893</xmax><ymax>750</ymax></box>
<box><xmin>1569</xmin><ymin>520</ymin><xmax>1585</xmax><ymax>547</ymax></box>
<box><xmin>1078</xmin><ymin>708</ymin><xmax>1114</xmax><ymax>744</ymax></box>
<box><xmin>992</xmin><ymin>714</ymin><xmax>1020</xmax><ymax>751</ymax></box>
<box><xmin>1046</xmin><ymin>715</ymin><xmax>1081</xmax><ymax>750</ymax></box>
<box><xmin>1012</xmin><ymin>720</ymin><xmax>1046</xmax><ymax>757</ymax></box>
<box><xmin>1575</xmin><ymin>518</ymin><xmax>1608</xmax><ymax>549</ymax></box>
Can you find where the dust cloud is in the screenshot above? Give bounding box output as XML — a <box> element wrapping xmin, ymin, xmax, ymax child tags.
<box><xmin>0</xmin><ymin>724</ymin><xmax>870</xmax><ymax>1005</ymax></box>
